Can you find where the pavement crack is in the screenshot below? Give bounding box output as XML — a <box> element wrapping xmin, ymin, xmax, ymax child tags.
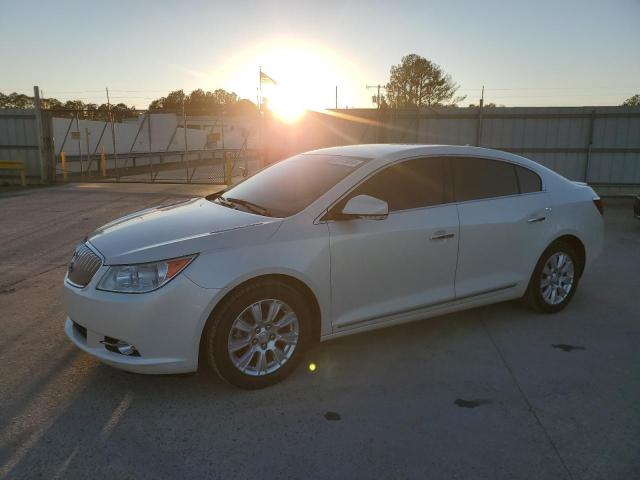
<box><xmin>481</xmin><ymin>320</ymin><xmax>575</xmax><ymax>480</ymax></box>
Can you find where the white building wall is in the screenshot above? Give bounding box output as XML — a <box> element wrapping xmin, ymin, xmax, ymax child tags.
<box><xmin>53</xmin><ymin>113</ymin><xmax>207</xmax><ymax>156</ymax></box>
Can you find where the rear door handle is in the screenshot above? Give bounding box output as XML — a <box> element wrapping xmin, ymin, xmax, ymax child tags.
<box><xmin>430</xmin><ymin>231</ymin><xmax>455</xmax><ymax>240</ymax></box>
<box><xmin>528</xmin><ymin>207</ymin><xmax>551</xmax><ymax>223</ymax></box>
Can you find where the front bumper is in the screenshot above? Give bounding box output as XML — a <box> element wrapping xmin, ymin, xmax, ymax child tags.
<box><xmin>64</xmin><ymin>268</ymin><xmax>221</xmax><ymax>374</ymax></box>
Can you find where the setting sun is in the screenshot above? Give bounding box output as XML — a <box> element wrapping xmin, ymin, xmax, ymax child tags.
<box><xmin>212</xmin><ymin>39</ymin><xmax>367</xmax><ymax>115</ymax></box>
<box><xmin>267</xmin><ymin>90</ymin><xmax>307</xmax><ymax>122</ymax></box>
<box><xmin>264</xmin><ymin>81</ymin><xmax>308</xmax><ymax>122</ymax></box>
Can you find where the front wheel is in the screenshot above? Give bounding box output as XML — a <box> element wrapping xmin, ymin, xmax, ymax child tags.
<box><xmin>202</xmin><ymin>279</ymin><xmax>311</xmax><ymax>389</ymax></box>
<box><xmin>524</xmin><ymin>242</ymin><xmax>580</xmax><ymax>313</ymax></box>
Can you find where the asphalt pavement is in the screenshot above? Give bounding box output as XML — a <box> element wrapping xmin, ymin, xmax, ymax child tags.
<box><xmin>1</xmin><ymin>183</ymin><xmax>638</xmax><ymax>479</ymax></box>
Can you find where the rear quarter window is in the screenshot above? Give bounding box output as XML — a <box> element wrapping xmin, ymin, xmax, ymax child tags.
<box><xmin>515</xmin><ymin>166</ymin><xmax>542</xmax><ymax>193</ymax></box>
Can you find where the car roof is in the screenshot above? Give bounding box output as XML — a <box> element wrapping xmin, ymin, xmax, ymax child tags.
<box><xmin>305</xmin><ymin>144</ymin><xmax>517</xmax><ymax>161</ymax></box>
<box><xmin>304</xmin><ymin>143</ymin><xmax>555</xmax><ymax>175</ymax></box>
<box><xmin>304</xmin><ymin>144</ymin><xmax>429</xmax><ymax>158</ymax></box>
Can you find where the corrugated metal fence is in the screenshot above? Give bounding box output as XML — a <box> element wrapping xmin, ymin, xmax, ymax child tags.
<box><xmin>0</xmin><ymin>106</ymin><xmax>55</xmax><ymax>183</ymax></box>
<box><xmin>265</xmin><ymin>106</ymin><xmax>640</xmax><ymax>186</ymax></box>
<box><xmin>0</xmin><ymin>110</ymin><xmax>42</xmax><ymax>178</ymax></box>
<box><xmin>2</xmin><ymin>105</ymin><xmax>640</xmax><ymax>187</ymax></box>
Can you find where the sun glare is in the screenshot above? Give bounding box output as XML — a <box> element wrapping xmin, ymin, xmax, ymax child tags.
<box><xmin>213</xmin><ymin>39</ymin><xmax>366</xmax><ymax>117</ymax></box>
<box><xmin>267</xmin><ymin>88</ymin><xmax>307</xmax><ymax>122</ymax></box>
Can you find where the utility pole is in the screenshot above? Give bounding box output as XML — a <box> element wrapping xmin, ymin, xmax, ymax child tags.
<box><xmin>476</xmin><ymin>85</ymin><xmax>485</xmax><ymax>147</ymax></box>
<box><xmin>365</xmin><ymin>84</ymin><xmax>388</xmax><ymax>142</ymax></box>
<box><xmin>366</xmin><ymin>84</ymin><xmax>386</xmax><ymax>109</ymax></box>
<box><xmin>335</xmin><ymin>85</ymin><xmax>338</xmax><ymax>109</ymax></box>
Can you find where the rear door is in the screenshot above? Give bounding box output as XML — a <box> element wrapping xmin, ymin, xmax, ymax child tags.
<box><xmin>327</xmin><ymin>157</ymin><xmax>459</xmax><ymax>329</ymax></box>
<box><xmin>450</xmin><ymin>156</ymin><xmax>551</xmax><ymax>298</ymax></box>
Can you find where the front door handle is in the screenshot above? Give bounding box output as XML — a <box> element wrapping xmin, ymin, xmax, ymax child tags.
<box><xmin>430</xmin><ymin>231</ymin><xmax>455</xmax><ymax>240</ymax></box>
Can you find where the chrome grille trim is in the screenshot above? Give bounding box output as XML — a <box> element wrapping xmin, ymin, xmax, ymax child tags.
<box><xmin>67</xmin><ymin>243</ymin><xmax>102</xmax><ymax>287</ymax></box>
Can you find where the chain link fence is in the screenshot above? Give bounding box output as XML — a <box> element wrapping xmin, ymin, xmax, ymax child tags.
<box><xmin>49</xmin><ymin>108</ymin><xmax>261</xmax><ymax>184</ymax></box>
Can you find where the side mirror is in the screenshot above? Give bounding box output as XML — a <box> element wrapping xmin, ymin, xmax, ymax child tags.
<box><xmin>341</xmin><ymin>195</ymin><xmax>388</xmax><ymax>219</ymax></box>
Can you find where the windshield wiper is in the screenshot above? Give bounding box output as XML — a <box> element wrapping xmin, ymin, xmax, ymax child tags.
<box><xmin>209</xmin><ymin>193</ymin><xmax>235</xmax><ymax>209</ymax></box>
<box><xmin>225</xmin><ymin>197</ymin><xmax>273</xmax><ymax>216</ymax></box>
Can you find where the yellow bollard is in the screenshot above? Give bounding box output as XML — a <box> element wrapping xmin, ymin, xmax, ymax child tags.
<box><xmin>225</xmin><ymin>151</ymin><xmax>232</xmax><ymax>186</ymax></box>
<box><xmin>60</xmin><ymin>150</ymin><xmax>68</xmax><ymax>182</ymax></box>
<box><xmin>100</xmin><ymin>146</ymin><xmax>106</xmax><ymax>177</ymax></box>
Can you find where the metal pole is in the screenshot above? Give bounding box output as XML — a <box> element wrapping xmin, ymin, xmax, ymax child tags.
<box><xmin>183</xmin><ymin>96</ymin><xmax>189</xmax><ymax>182</ymax></box>
<box><xmin>335</xmin><ymin>85</ymin><xmax>338</xmax><ymax>109</ymax></box>
<box><xmin>106</xmin><ymin>88</ymin><xmax>119</xmax><ymax>181</ymax></box>
<box><xmin>584</xmin><ymin>109</ymin><xmax>596</xmax><ymax>183</ymax></box>
<box><xmin>148</xmin><ymin>111</ymin><xmax>153</xmax><ymax>181</ymax></box>
<box><xmin>476</xmin><ymin>85</ymin><xmax>484</xmax><ymax>147</ymax></box>
<box><xmin>221</xmin><ymin>109</ymin><xmax>227</xmax><ymax>184</ymax></box>
<box><xmin>85</xmin><ymin>127</ymin><xmax>92</xmax><ymax>174</ymax></box>
<box><xmin>75</xmin><ymin>113</ymin><xmax>83</xmax><ymax>175</ymax></box>
<box><xmin>33</xmin><ymin>86</ymin><xmax>47</xmax><ymax>183</ymax></box>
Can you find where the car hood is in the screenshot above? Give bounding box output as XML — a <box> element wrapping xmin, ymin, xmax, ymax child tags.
<box><xmin>88</xmin><ymin>197</ymin><xmax>280</xmax><ymax>264</ymax></box>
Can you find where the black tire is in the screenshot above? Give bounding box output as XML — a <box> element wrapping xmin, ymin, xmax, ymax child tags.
<box><xmin>202</xmin><ymin>279</ymin><xmax>311</xmax><ymax>389</ymax></box>
<box><xmin>523</xmin><ymin>241</ymin><xmax>580</xmax><ymax>313</ymax></box>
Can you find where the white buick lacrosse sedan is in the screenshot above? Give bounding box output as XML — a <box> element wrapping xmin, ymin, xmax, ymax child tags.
<box><xmin>64</xmin><ymin>144</ymin><xmax>604</xmax><ymax>388</ymax></box>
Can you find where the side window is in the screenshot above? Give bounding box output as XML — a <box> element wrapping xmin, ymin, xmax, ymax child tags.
<box><xmin>343</xmin><ymin>157</ymin><xmax>446</xmax><ymax>213</ymax></box>
<box><xmin>451</xmin><ymin>157</ymin><xmax>519</xmax><ymax>202</ymax></box>
<box><xmin>515</xmin><ymin>165</ymin><xmax>542</xmax><ymax>193</ymax></box>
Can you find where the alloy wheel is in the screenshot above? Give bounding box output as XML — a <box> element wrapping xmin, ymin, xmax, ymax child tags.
<box><xmin>227</xmin><ymin>299</ymin><xmax>299</xmax><ymax>376</ymax></box>
<box><xmin>540</xmin><ymin>252</ymin><xmax>575</xmax><ymax>305</ymax></box>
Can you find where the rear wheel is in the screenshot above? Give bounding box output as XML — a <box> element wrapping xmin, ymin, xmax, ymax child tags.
<box><xmin>524</xmin><ymin>241</ymin><xmax>580</xmax><ymax>313</ymax></box>
<box><xmin>202</xmin><ymin>279</ymin><xmax>310</xmax><ymax>389</ymax></box>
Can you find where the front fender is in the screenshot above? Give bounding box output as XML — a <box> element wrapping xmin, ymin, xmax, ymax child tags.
<box><xmin>184</xmin><ymin>220</ymin><xmax>332</xmax><ymax>338</ymax></box>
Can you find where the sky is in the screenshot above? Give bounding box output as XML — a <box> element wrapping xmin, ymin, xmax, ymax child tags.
<box><xmin>1</xmin><ymin>0</ymin><xmax>639</xmax><ymax>111</ymax></box>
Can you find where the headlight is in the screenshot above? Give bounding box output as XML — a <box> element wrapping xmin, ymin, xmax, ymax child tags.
<box><xmin>96</xmin><ymin>255</ymin><xmax>196</xmax><ymax>293</ymax></box>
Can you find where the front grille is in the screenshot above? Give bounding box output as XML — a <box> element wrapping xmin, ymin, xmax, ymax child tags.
<box><xmin>67</xmin><ymin>243</ymin><xmax>102</xmax><ymax>287</ymax></box>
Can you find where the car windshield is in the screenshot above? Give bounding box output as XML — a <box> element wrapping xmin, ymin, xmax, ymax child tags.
<box><xmin>207</xmin><ymin>154</ymin><xmax>370</xmax><ymax>217</ymax></box>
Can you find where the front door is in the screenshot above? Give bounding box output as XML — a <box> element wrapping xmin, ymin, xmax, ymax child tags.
<box><xmin>327</xmin><ymin>157</ymin><xmax>459</xmax><ymax>330</ymax></box>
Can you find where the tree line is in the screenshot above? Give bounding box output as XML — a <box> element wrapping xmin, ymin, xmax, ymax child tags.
<box><xmin>0</xmin><ymin>88</ymin><xmax>256</xmax><ymax>119</ymax></box>
<box><xmin>1</xmin><ymin>53</ymin><xmax>639</xmax><ymax>115</ymax></box>
<box><xmin>148</xmin><ymin>89</ymin><xmax>257</xmax><ymax>115</ymax></box>
<box><xmin>0</xmin><ymin>92</ymin><xmax>138</xmax><ymax>119</ymax></box>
